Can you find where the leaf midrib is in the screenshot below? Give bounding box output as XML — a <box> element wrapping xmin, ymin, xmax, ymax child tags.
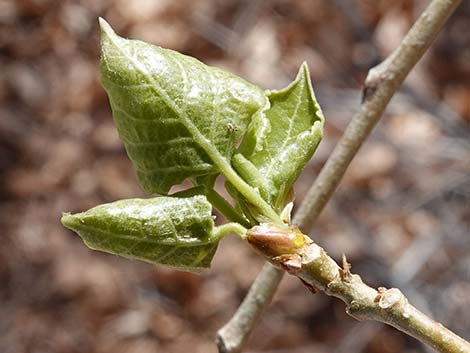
<box><xmin>105</xmin><ymin>30</ymin><xmax>281</xmax><ymax>224</ymax></box>
<box><xmin>73</xmin><ymin>222</ymin><xmax>217</xmax><ymax>247</ymax></box>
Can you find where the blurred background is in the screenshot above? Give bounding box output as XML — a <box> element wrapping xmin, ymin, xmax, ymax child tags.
<box><xmin>1</xmin><ymin>0</ymin><xmax>469</xmax><ymax>352</ymax></box>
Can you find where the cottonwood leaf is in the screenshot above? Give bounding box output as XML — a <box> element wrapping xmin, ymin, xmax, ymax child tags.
<box><xmin>235</xmin><ymin>63</ymin><xmax>324</xmax><ymax>212</ymax></box>
<box><xmin>61</xmin><ymin>195</ymin><xmax>218</xmax><ymax>273</ymax></box>
<box><xmin>99</xmin><ymin>18</ymin><xmax>267</xmax><ymax>195</ymax></box>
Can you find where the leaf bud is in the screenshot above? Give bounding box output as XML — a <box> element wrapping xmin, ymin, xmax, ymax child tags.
<box><xmin>247</xmin><ymin>223</ymin><xmax>311</xmax><ymax>258</ymax></box>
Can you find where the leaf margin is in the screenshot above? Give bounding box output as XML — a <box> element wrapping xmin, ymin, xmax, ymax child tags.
<box><xmin>235</xmin><ymin>62</ymin><xmax>325</xmax><ymax>212</ymax></box>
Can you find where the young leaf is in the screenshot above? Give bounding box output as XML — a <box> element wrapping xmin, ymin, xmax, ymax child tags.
<box><xmin>236</xmin><ymin>63</ymin><xmax>324</xmax><ymax>211</ymax></box>
<box><xmin>61</xmin><ymin>195</ymin><xmax>219</xmax><ymax>273</ymax></box>
<box><xmin>99</xmin><ymin>18</ymin><xmax>267</xmax><ymax>195</ymax></box>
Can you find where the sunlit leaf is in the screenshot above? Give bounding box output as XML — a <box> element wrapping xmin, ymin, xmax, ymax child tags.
<box><xmin>99</xmin><ymin>18</ymin><xmax>267</xmax><ymax>195</ymax></box>
<box><xmin>61</xmin><ymin>195</ymin><xmax>218</xmax><ymax>273</ymax></box>
<box><xmin>236</xmin><ymin>63</ymin><xmax>324</xmax><ymax>212</ymax></box>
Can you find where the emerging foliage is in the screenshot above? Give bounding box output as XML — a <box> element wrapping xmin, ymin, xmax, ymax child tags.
<box><xmin>100</xmin><ymin>18</ymin><xmax>267</xmax><ymax>195</ymax></box>
<box><xmin>62</xmin><ymin>19</ymin><xmax>325</xmax><ymax>272</ymax></box>
<box><xmin>234</xmin><ymin>63</ymin><xmax>324</xmax><ymax>212</ymax></box>
<box><xmin>61</xmin><ymin>196</ymin><xmax>218</xmax><ymax>272</ymax></box>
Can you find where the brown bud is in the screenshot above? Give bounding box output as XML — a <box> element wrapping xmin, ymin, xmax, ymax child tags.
<box><xmin>247</xmin><ymin>223</ymin><xmax>311</xmax><ymax>258</ymax></box>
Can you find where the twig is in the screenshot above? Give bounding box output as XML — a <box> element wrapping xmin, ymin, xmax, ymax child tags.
<box><xmin>216</xmin><ymin>263</ymin><xmax>284</xmax><ymax>353</ymax></box>
<box><xmin>335</xmin><ymin>232</ymin><xmax>446</xmax><ymax>353</ymax></box>
<box><xmin>247</xmin><ymin>228</ymin><xmax>470</xmax><ymax>353</ymax></box>
<box><xmin>216</xmin><ymin>0</ymin><xmax>462</xmax><ymax>351</ymax></box>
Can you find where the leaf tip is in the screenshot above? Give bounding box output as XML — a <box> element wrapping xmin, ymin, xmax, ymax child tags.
<box><xmin>296</xmin><ymin>61</ymin><xmax>313</xmax><ymax>90</ymax></box>
<box><xmin>61</xmin><ymin>212</ymin><xmax>78</xmax><ymax>231</ymax></box>
<box><xmin>98</xmin><ymin>17</ymin><xmax>112</xmax><ymax>34</ymax></box>
<box><xmin>98</xmin><ymin>17</ymin><xmax>118</xmax><ymax>46</ymax></box>
<box><xmin>299</xmin><ymin>61</ymin><xmax>310</xmax><ymax>77</ymax></box>
<box><xmin>298</xmin><ymin>61</ymin><xmax>325</xmax><ymax>127</ymax></box>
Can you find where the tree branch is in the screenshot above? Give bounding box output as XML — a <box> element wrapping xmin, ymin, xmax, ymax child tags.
<box><xmin>216</xmin><ymin>262</ymin><xmax>284</xmax><ymax>353</ymax></box>
<box><xmin>216</xmin><ymin>0</ymin><xmax>463</xmax><ymax>351</ymax></box>
<box><xmin>247</xmin><ymin>227</ymin><xmax>470</xmax><ymax>353</ymax></box>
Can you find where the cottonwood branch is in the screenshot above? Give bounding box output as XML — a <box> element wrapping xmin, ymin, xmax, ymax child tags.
<box><xmin>247</xmin><ymin>229</ymin><xmax>470</xmax><ymax>353</ymax></box>
<box><xmin>216</xmin><ymin>0</ymin><xmax>463</xmax><ymax>352</ymax></box>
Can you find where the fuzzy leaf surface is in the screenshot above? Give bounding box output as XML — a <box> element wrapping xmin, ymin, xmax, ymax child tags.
<box><xmin>236</xmin><ymin>63</ymin><xmax>324</xmax><ymax>211</ymax></box>
<box><xmin>99</xmin><ymin>19</ymin><xmax>267</xmax><ymax>194</ymax></box>
<box><xmin>61</xmin><ymin>195</ymin><xmax>218</xmax><ymax>273</ymax></box>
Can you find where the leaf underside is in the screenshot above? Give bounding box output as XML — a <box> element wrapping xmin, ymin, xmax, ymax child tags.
<box><xmin>99</xmin><ymin>19</ymin><xmax>267</xmax><ymax>195</ymax></box>
<box><xmin>233</xmin><ymin>63</ymin><xmax>324</xmax><ymax>212</ymax></box>
<box><xmin>61</xmin><ymin>195</ymin><xmax>218</xmax><ymax>273</ymax></box>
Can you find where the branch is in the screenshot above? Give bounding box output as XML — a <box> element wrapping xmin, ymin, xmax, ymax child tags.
<box><xmin>216</xmin><ymin>0</ymin><xmax>462</xmax><ymax>351</ymax></box>
<box><xmin>216</xmin><ymin>263</ymin><xmax>284</xmax><ymax>353</ymax></box>
<box><xmin>292</xmin><ymin>0</ymin><xmax>462</xmax><ymax>232</ymax></box>
<box><xmin>246</xmin><ymin>227</ymin><xmax>470</xmax><ymax>353</ymax></box>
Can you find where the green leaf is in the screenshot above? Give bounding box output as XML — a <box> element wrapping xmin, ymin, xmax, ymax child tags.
<box><xmin>61</xmin><ymin>195</ymin><xmax>219</xmax><ymax>273</ymax></box>
<box><xmin>99</xmin><ymin>18</ymin><xmax>267</xmax><ymax>195</ymax></box>
<box><xmin>236</xmin><ymin>63</ymin><xmax>324</xmax><ymax>212</ymax></box>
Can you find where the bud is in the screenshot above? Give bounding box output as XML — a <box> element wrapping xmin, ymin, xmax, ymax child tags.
<box><xmin>247</xmin><ymin>223</ymin><xmax>310</xmax><ymax>258</ymax></box>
